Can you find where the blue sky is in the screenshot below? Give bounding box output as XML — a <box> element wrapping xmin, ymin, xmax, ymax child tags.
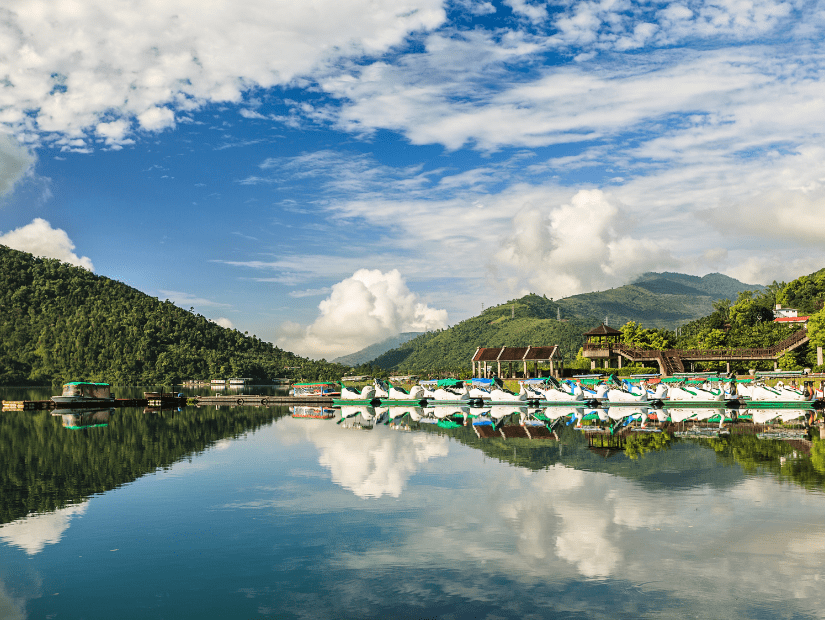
<box><xmin>1</xmin><ymin>0</ymin><xmax>825</xmax><ymax>358</ymax></box>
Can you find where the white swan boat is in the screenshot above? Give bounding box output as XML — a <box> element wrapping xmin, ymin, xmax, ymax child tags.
<box><xmin>340</xmin><ymin>384</ymin><xmax>377</xmax><ymax>400</ymax></box>
<box><xmin>746</xmin><ymin>381</ymin><xmax>810</xmax><ymax>402</ymax></box>
<box><xmin>667</xmin><ymin>383</ymin><xmax>725</xmax><ymax>402</ymax></box>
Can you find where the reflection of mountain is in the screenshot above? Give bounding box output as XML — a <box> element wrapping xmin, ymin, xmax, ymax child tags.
<box><xmin>0</xmin><ymin>406</ymin><xmax>288</xmax><ymax>525</ymax></box>
<box><xmin>408</xmin><ymin>421</ymin><xmax>814</xmax><ymax>491</ymax></box>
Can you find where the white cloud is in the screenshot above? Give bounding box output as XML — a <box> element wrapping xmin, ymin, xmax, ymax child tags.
<box><xmin>724</xmin><ymin>254</ymin><xmax>824</xmax><ymax>286</ymax></box>
<box><xmin>157</xmin><ymin>289</ymin><xmax>230</xmax><ymax>308</ymax></box>
<box><xmin>288</xmin><ymin>287</ymin><xmax>332</xmax><ymax>298</ymax></box>
<box><xmin>0</xmin><ymin>502</ymin><xmax>88</xmax><ymax>555</ymax></box>
<box><xmin>0</xmin><ymin>218</ymin><xmax>93</xmax><ymax>270</ymax></box>
<box><xmin>137</xmin><ymin>107</ymin><xmax>176</xmax><ymax>132</ymax></box>
<box><xmin>0</xmin><ymin>133</ymin><xmax>35</xmax><ymax>196</ymax></box>
<box><xmin>212</xmin><ymin>317</ymin><xmax>234</xmax><ymax>329</ymax></box>
<box><xmin>0</xmin><ymin>0</ymin><xmax>447</xmax><ymax>151</ymax></box>
<box><xmin>95</xmin><ymin>119</ymin><xmax>132</xmax><ymax>147</ymax></box>
<box><xmin>277</xmin><ymin>269</ymin><xmax>447</xmax><ymax>359</ymax></box>
<box><xmin>493</xmin><ymin>189</ymin><xmax>678</xmax><ymax>298</ymax></box>
<box><xmin>702</xmin><ymin>189</ymin><xmax>825</xmax><ymax>245</ymax></box>
<box><xmin>504</xmin><ymin>0</ymin><xmax>547</xmax><ymax>23</ymax></box>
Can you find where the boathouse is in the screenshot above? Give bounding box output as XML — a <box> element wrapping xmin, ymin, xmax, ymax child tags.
<box><xmin>471</xmin><ymin>346</ymin><xmax>560</xmax><ymax>379</ymax></box>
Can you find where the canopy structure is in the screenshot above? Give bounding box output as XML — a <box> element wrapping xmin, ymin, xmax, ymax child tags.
<box><xmin>583</xmin><ymin>324</ymin><xmax>622</xmax><ymax>345</ymax></box>
<box><xmin>471</xmin><ymin>345</ymin><xmax>559</xmax><ymax>379</ymax></box>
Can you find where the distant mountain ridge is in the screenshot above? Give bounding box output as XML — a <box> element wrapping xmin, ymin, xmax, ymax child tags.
<box><xmin>333</xmin><ymin>332</ymin><xmax>423</xmax><ymax>366</ymax></box>
<box><xmin>362</xmin><ymin>272</ymin><xmax>767</xmax><ymax>371</ymax></box>
<box><xmin>555</xmin><ymin>272</ymin><xmax>765</xmax><ymax>329</ymax></box>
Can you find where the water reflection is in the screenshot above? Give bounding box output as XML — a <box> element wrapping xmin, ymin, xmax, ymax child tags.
<box><xmin>280</xmin><ymin>414</ymin><xmax>449</xmax><ymax>498</ymax></box>
<box><xmin>52</xmin><ymin>407</ymin><xmax>113</xmax><ymax>429</ymax></box>
<box><xmin>0</xmin><ymin>503</ymin><xmax>88</xmax><ymax>555</ymax></box>
<box><xmin>3</xmin><ymin>390</ymin><xmax>825</xmax><ymax>619</ymax></box>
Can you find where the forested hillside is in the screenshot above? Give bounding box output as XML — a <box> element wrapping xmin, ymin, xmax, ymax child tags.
<box><xmin>366</xmin><ymin>294</ymin><xmax>598</xmax><ymax>374</ymax></box>
<box><xmin>555</xmin><ymin>272</ymin><xmax>765</xmax><ymax>328</ymax></box>
<box><xmin>614</xmin><ymin>268</ymin><xmax>825</xmax><ymax>372</ymax></box>
<box><xmin>0</xmin><ymin>245</ymin><xmax>349</xmax><ymax>385</ymax></box>
<box><xmin>361</xmin><ymin>269</ymin><xmax>825</xmax><ymax>375</ymax></box>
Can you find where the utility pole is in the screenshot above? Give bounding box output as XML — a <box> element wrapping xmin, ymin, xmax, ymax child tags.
<box><xmin>512</xmin><ymin>303</ymin><xmax>515</xmax><ymax>319</ymax></box>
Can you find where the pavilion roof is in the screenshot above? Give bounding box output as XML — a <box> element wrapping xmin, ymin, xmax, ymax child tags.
<box><xmin>472</xmin><ymin>345</ymin><xmax>558</xmax><ymax>362</ymax></box>
<box><xmin>524</xmin><ymin>346</ymin><xmax>558</xmax><ymax>360</ymax></box>
<box><xmin>583</xmin><ymin>324</ymin><xmax>622</xmax><ymax>336</ymax></box>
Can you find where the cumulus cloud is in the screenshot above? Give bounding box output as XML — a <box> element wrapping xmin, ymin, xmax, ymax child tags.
<box><xmin>0</xmin><ymin>0</ymin><xmax>446</xmax><ymax>149</ymax></box>
<box><xmin>277</xmin><ymin>269</ymin><xmax>447</xmax><ymax>359</ymax></box>
<box><xmin>494</xmin><ymin>189</ymin><xmax>678</xmax><ymax>299</ymax></box>
<box><xmin>0</xmin><ymin>218</ymin><xmax>94</xmax><ymax>270</ymax></box>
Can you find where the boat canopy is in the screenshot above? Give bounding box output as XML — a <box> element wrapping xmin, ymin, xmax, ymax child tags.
<box><xmin>469</xmin><ymin>378</ymin><xmax>495</xmax><ymax>385</ymax></box>
<box><xmin>61</xmin><ymin>382</ymin><xmax>112</xmax><ymax>398</ymax></box>
<box><xmin>420</xmin><ymin>378</ymin><xmax>463</xmax><ymax>387</ymax></box>
<box><xmin>575</xmin><ymin>377</ymin><xmax>603</xmax><ymax>386</ymax></box>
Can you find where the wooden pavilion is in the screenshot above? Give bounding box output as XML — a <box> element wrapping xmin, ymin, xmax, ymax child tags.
<box><xmin>581</xmin><ymin>324</ymin><xmax>623</xmax><ymax>370</ymax></box>
<box><xmin>471</xmin><ymin>345</ymin><xmax>560</xmax><ymax>379</ymax></box>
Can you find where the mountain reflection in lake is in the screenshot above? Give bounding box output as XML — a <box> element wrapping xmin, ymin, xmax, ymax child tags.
<box><xmin>1</xmin><ymin>390</ymin><xmax>825</xmax><ymax>619</ymax></box>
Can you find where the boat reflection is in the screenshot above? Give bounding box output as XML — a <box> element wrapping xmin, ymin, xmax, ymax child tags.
<box><xmin>291</xmin><ymin>405</ymin><xmax>335</xmax><ymax>419</ymax></box>
<box><xmin>51</xmin><ymin>407</ymin><xmax>113</xmax><ymax>429</ymax></box>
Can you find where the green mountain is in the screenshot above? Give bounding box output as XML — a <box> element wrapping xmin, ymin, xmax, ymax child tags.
<box><xmin>367</xmin><ymin>294</ymin><xmax>596</xmax><ymax>372</ymax></box>
<box><xmin>555</xmin><ymin>272</ymin><xmax>765</xmax><ymax>329</ymax></box>
<box><xmin>0</xmin><ymin>245</ymin><xmax>349</xmax><ymax>385</ymax></box>
<box><xmin>332</xmin><ymin>332</ymin><xmax>423</xmax><ymax>367</ymax></box>
<box><xmin>366</xmin><ymin>272</ymin><xmax>768</xmax><ymax>373</ymax></box>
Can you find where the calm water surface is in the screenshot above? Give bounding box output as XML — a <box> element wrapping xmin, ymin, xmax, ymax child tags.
<box><xmin>2</xmin><ymin>387</ymin><xmax>825</xmax><ymax>619</ymax></box>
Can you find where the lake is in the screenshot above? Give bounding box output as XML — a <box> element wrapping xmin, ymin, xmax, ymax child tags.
<box><xmin>2</xmin><ymin>387</ymin><xmax>825</xmax><ymax>619</ymax></box>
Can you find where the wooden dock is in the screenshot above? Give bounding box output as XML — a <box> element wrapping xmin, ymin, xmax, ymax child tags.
<box><xmin>194</xmin><ymin>395</ymin><xmax>334</xmax><ymax>406</ymax></box>
<box><xmin>2</xmin><ymin>394</ymin><xmax>335</xmax><ymax>411</ymax></box>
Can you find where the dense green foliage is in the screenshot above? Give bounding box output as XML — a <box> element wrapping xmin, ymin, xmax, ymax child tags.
<box><xmin>364</xmin><ymin>294</ymin><xmax>597</xmax><ymax>374</ymax></box>
<box><xmin>776</xmin><ymin>268</ymin><xmax>825</xmax><ymax>314</ymax></box>
<box><xmin>674</xmin><ymin>285</ymin><xmax>816</xmax><ymax>372</ymax></box>
<box><xmin>0</xmin><ymin>245</ymin><xmax>350</xmax><ymax>385</ymax></box>
<box><xmin>699</xmin><ymin>433</ymin><xmax>825</xmax><ymax>491</ymax></box>
<box><xmin>620</xmin><ymin>321</ymin><xmax>675</xmax><ymax>350</ymax></box>
<box><xmin>625</xmin><ymin>432</ymin><xmax>673</xmax><ymax>460</ymax></box>
<box><xmin>0</xmin><ymin>405</ymin><xmax>289</xmax><ymax>524</ymax></box>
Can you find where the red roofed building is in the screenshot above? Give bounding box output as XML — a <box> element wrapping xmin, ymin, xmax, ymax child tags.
<box><xmin>773</xmin><ymin>316</ymin><xmax>810</xmax><ymax>326</ymax></box>
<box><xmin>472</xmin><ymin>345</ymin><xmax>560</xmax><ymax>378</ymax></box>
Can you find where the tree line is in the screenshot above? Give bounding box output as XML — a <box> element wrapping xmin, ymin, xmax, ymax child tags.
<box><xmin>0</xmin><ymin>245</ymin><xmax>350</xmax><ymax>385</ymax></box>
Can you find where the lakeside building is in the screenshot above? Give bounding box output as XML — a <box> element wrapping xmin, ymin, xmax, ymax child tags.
<box><xmin>472</xmin><ymin>346</ymin><xmax>560</xmax><ymax>379</ymax></box>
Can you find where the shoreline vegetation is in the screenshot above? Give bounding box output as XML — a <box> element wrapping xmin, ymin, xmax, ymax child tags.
<box><xmin>2</xmin><ymin>244</ymin><xmax>824</xmax><ymax>386</ymax></box>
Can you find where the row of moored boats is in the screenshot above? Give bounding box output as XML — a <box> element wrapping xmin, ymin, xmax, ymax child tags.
<box><xmin>338</xmin><ymin>376</ymin><xmax>822</xmax><ymax>405</ymax></box>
